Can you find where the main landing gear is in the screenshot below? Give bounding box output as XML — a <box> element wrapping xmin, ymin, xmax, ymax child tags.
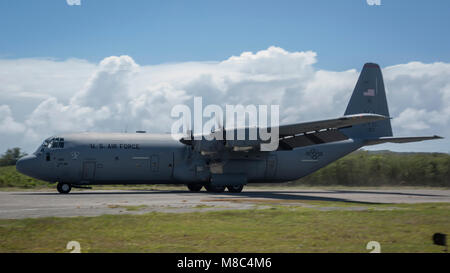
<box><xmin>226</xmin><ymin>184</ymin><xmax>244</xmax><ymax>193</ymax></box>
<box><xmin>57</xmin><ymin>182</ymin><xmax>72</xmax><ymax>194</ymax></box>
<box><xmin>204</xmin><ymin>184</ymin><xmax>226</xmax><ymax>193</ymax></box>
<box><xmin>187</xmin><ymin>184</ymin><xmax>203</xmax><ymax>192</ymax></box>
<box><xmin>186</xmin><ymin>184</ymin><xmax>244</xmax><ymax>193</ymax></box>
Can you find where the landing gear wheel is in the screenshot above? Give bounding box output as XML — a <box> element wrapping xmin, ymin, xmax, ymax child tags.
<box><xmin>204</xmin><ymin>184</ymin><xmax>226</xmax><ymax>193</ymax></box>
<box><xmin>187</xmin><ymin>184</ymin><xmax>203</xmax><ymax>192</ymax></box>
<box><xmin>227</xmin><ymin>185</ymin><xmax>244</xmax><ymax>193</ymax></box>
<box><xmin>57</xmin><ymin>182</ymin><xmax>72</xmax><ymax>194</ymax></box>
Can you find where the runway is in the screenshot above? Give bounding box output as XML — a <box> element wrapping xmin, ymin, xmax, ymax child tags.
<box><xmin>0</xmin><ymin>188</ymin><xmax>449</xmax><ymax>219</ymax></box>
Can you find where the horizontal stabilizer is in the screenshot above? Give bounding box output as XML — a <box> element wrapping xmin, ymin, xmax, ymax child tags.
<box><xmin>364</xmin><ymin>135</ymin><xmax>443</xmax><ymax>146</ymax></box>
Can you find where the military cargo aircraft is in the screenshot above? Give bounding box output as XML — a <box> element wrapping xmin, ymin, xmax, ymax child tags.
<box><xmin>16</xmin><ymin>63</ymin><xmax>442</xmax><ymax>193</ymax></box>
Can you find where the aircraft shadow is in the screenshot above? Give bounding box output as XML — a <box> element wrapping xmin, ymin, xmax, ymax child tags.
<box><xmin>326</xmin><ymin>190</ymin><xmax>448</xmax><ymax>198</ymax></box>
<box><xmin>16</xmin><ymin>189</ymin><xmax>388</xmax><ymax>205</ymax></box>
<box><xmin>208</xmin><ymin>191</ymin><xmax>380</xmax><ymax>205</ymax></box>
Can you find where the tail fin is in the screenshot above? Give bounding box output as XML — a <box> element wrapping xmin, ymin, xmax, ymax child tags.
<box><xmin>341</xmin><ymin>63</ymin><xmax>393</xmax><ymax>139</ymax></box>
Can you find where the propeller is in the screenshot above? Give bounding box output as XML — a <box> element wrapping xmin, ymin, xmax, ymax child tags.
<box><xmin>179</xmin><ymin>118</ymin><xmax>194</xmax><ymax>146</ymax></box>
<box><xmin>215</xmin><ymin>114</ymin><xmax>226</xmax><ymax>142</ymax></box>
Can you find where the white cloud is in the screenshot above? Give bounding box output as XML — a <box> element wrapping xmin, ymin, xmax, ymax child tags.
<box><xmin>71</xmin><ymin>56</ymin><xmax>138</xmax><ymax>108</ymax></box>
<box><xmin>0</xmin><ymin>47</ymin><xmax>448</xmax><ymax>153</ymax></box>
<box><xmin>393</xmin><ymin>108</ymin><xmax>432</xmax><ymax>131</ymax></box>
<box><xmin>66</xmin><ymin>0</ymin><xmax>81</xmax><ymax>6</ymax></box>
<box><xmin>0</xmin><ymin>58</ymin><xmax>95</xmax><ymax>101</ymax></box>
<box><xmin>0</xmin><ymin>105</ymin><xmax>26</xmax><ymax>134</ymax></box>
<box><xmin>221</xmin><ymin>46</ymin><xmax>317</xmax><ymax>76</ymax></box>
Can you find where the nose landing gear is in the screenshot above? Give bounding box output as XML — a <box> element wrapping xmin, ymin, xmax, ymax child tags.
<box><xmin>57</xmin><ymin>182</ymin><xmax>72</xmax><ymax>194</ymax></box>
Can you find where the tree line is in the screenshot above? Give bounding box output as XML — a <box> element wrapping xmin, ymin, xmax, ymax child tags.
<box><xmin>0</xmin><ymin>148</ymin><xmax>27</xmax><ymax>167</ymax></box>
<box><xmin>295</xmin><ymin>150</ymin><xmax>450</xmax><ymax>187</ymax></box>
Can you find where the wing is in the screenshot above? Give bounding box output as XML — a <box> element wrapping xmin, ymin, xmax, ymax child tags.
<box><xmin>277</xmin><ymin>113</ymin><xmax>388</xmax><ymax>137</ymax></box>
<box><xmin>275</xmin><ymin>113</ymin><xmax>389</xmax><ymax>150</ymax></box>
<box><xmin>180</xmin><ymin>113</ymin><xmax>390</xmax><ymax>151</ymax></box>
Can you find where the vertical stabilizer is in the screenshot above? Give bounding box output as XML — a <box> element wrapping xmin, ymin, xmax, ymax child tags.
<box><xmin>341</xmin><ymin>63</ymin><xmax>393</xmax><ymax>139</ymax></box>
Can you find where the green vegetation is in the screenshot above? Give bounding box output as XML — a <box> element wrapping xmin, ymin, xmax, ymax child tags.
<box><xmin>0</xmin><ymin>202</ymin><xmax>448</xmax><ymax>253</ymax></box>
<box><xmin>0</xmin><ymin>147</ymin><xmax>50</xmax><ymax>189</ymax></box>
<box><xmin>194</xmin><ymin>204</ymin><xmax>216</xmax><ymax>209</ymax></box>
<box><xmin>107</xmin><ymin>204</ymin><xmax>148</xmax><ymax>211</ymax></box>
<box><xmin>0</xmin><ymin>165</ymin><xmax>50</xmax><ymax>189</ymax></box>
<box><xmin>295</xmin><ymin>150</ymin><xmax>450</xmax><ymax>187</ymax></box>
<box><xmin>0</xmin><ymin>148</ymin><xmax>27</xmax><ymax>167</ymax></box>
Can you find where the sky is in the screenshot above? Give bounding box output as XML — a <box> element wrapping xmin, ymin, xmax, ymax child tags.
<box><xmin>0</xmin><ymin>0</ymin><xmax>449</xmax><ymax>153</ymax></box>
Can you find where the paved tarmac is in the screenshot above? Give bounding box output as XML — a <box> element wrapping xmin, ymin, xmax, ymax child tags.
<box><xmin>0</xmin><ymin>188</ymin><xmax>449</xmax><ymax>219</ymax></box>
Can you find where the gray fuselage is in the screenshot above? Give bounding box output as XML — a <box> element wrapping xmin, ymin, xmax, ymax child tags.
<box><xmin>16</xmin><ymin>132</ymin><xmax>363</xmax><ymax>186</ymax></box>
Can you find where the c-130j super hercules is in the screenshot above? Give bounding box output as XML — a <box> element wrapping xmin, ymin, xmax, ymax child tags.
<box><xmin>16</xmin><ymin>63</ymin><xmax>442</xmax><ymax>194</ymax></box>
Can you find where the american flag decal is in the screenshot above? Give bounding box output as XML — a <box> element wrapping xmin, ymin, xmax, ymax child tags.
<box><xmin>363</xmin><ymin>88</ymin><xmax>375</xmax><ymax>96</ymax></box>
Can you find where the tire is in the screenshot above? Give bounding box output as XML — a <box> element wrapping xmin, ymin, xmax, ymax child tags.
<box><xmin>57</xmin><ymin>182</ymin><xmax>72</xmax><ymax>194</ymax></box>
<box><xmin>187</xmin><ymin>184</ymin><xmax>203</xmax><ymax>192</ymax></box>
<box><xmin>227</xmin><ymin>185</ymin><xmax>244</xmax><ymax>193</ymax></box>
<box><xmin>204</xmin><ymin>184</ymin><xmax>226</xmax><ymax>193</ymax></box>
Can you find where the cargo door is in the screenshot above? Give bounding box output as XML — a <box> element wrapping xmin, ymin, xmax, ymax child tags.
<box><xmin>82</xmin><ymin>161</ymin><xmax>96</xmax><ymax>181</ymax></box>
<box><xmin>149</xmin><ymin>153</ymin><xmax>173</xmax><ymax>181</ymax></box>
<box><xmin>150</xmin><ymin>155</ymin><xmax>159</xmax><ymax>172</ymax></box>
<box><xmin>265</xmin><ymin>155</ymin><xmax>277</xmax><ymax>179</ymax></box>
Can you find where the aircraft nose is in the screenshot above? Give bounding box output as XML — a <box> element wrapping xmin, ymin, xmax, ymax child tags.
<box><xmin>16</xmin><ymin>155</ymin><xmax>38</xmax><ymax>176</ymax></box>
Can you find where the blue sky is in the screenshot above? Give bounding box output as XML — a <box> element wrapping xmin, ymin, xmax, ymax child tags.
<box><xmin>1</xmin><ymin>0</ymin><xmax>450</xmax><ymax>70</ymax></box>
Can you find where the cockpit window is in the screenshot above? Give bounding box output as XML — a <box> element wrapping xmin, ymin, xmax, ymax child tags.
<box><xmin>45</xmin><ymin>137</ymin><xmax>65</xmax><ymax>149</ymax></box>
<box><xmin>34</xmin><ymin>137</ymin><xmax>66</xmax><ymax>155</ymax></box>
<box><xmin>50</xmin><ymin>139</ymin><xmax>58</xmax><ymax>148</ymax></box>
